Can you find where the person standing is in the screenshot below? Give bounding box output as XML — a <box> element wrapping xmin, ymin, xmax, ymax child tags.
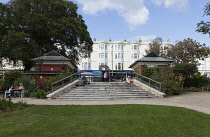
<box><xmin>107</xmin><ymin>72</ymin><xmax>110</xmax><ymax>82</ymax></box>
<box><xmin>104</xmin><ymin>71</ymin><xmax>108</xmax><ymax>82</ymax></box>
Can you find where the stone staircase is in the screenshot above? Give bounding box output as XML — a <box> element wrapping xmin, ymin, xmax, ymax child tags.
<box><xmin>54</xmin><ymin>82</ymin><xmax>156</xmax><ymax>100</ymax></box>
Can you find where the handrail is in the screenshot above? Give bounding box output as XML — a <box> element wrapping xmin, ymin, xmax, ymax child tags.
<box><xmin>51</xmin><ymin>72</ymin><xmax>80</xmax><ymax>92</ymax></box>
<box><xmin>133</xmin><ymin>72</ymin><xmax>162</xmax><ymax>92</ymax></box>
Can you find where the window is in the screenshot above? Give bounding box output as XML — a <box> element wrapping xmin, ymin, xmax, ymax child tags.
<box><xmin>115</xmin><ymin>63</ymin><xmax>123</xmax><ymax>70</ymax></box>
<box><xmin>115</xmin><ymin>45</ymin><xmax>123</xmax><ymax>50</ymax></box>
<box><xmin>99</xmin><ymin>53</ymin><xmax>107</xmax><ymax>58</ymax></box>
<box><xmin>99</xmin><ymin>44</ymin><xmax>107</xmax><ymax>50</ymax></box>
<box><xmin>115</xmin><ymin>53</ymin><xmax>123</xmax><ymax>59</ymax></box>
<box><xmin>88</xmin><ymin>63</ymin><xmax>91</xmax><ymax>70</ymax></box>
<box><xmin>132</xmin><ymin>45</ymin><xmax>138</xmax><ymax>50</ymax></box>
<box><xmin>131</xmin><ymin>53</ymin><xmax>138</xmax><ymax>59</ymax></box>
<box><xmin>82</xmin><ymin>62</ymin><xmax>91</xmax><ymax>70</ymax></box>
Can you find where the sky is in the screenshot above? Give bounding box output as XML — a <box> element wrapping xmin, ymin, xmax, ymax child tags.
<box><xmin>1</xmin><ymin>0</ymin><xmax>210</xmax><ymax>45</ymax></box>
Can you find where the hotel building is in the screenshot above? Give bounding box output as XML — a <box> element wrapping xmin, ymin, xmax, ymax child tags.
<box><xmin>78</xmin><ymin>39</ymin><xmax>173</xmax><ymax>71</ymax></box>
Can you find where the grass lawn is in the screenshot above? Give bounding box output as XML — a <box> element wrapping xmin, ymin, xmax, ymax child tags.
<box><xmin>0</xmin><ymin>105</ymin><xmax>210</xmax><ymax>137</ymax></box>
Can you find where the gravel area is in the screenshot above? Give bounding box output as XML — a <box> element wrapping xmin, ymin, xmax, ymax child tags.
<box><xmin>9</xmin><ymin>91</ymin><xmax>210</xmax><ymax>115</ymax></box>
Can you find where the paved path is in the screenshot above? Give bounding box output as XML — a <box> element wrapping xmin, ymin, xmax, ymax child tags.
<box><xmin>11</xmin><ymin>91</ymin><xmax>210</xmax><ymax>115</ymax></box>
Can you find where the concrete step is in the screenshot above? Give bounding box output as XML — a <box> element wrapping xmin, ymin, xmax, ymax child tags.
<box><xmin>53</xmin><ymin>82</ymin><xmax>156</xmax><ymax>100</ymax></box>
<box><xmin>60</xmin><ymin>93</ymin><xmax>152</xmax><ymax>96</ymax></box>
<box><xmin>72</xmin><ymin>89</ymin><xmax>141</xmax><ymax>92</ymax></box>
<box><xmin>62</xmin><ymin>91</ymin><xmax>150</xmax><ymax>94</ymax></box>
<box><xmin>55</xmin><ymin>96</ymin><xmax>155</xmax><ymax>101</ymax></box>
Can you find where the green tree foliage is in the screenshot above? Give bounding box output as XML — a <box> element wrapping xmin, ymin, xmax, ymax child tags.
<box><xmin>141</xmin><ymin>67</ymin><xmax>159</xmax><ymax>78</ymax></box>
<box><xmin>174</xmin><ymin>66</ymin><xmax>210</xmax><ymax>88</ymax></box>
<box><xmin>173</xmin><ymin>63</ymin><xmax>198</xmax><ymax>78</ymax></box>
<box><xmin>145</xmin><ymin>37</ymin><xmax>162</xmax><ymax>56</ymax></box>
<box><xmin>2</xmin><ymin>71</ymin><xmax>23</xmax><ymax>89</ymax></box>
<box><xmin>184</xmin><ymin>74</ymin><xmax>210</xmax><ymax>88</ymax></box>
<box><xmin>0</xmin><ymin>0</ymin><xmax>93</xmax><ymax>70</ymax></box>
<box><xmin>196</xmin><ymin>2</ymin><xmax>210</xmax><ymax>36</ymax></box>
<box><xmin>151</xmin><ymin>67</ymin><xmax>183</xmax><ymax>95</ymax></box>
<box><xmin>168</xmin><ymin>38</ymin><xmax>210</xmax><ymax>64</ymax></box>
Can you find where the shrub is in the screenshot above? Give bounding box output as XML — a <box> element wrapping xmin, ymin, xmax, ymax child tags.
<box><xmin>152</xmin><ymin>67</ymin><xmax>182</xmax><ymax>95</ymax></box>
<box><xmin>173</xmin><ymin>63</ymin><xmax>198</xmax><ymax>78</ymax></box>
<box><xmin>141</xmin><ymin>67</ymin><xmax>159</xmax><ymax>78</ymax></box>
<box><xmin>14</xmin><ymin>76</ymin><xmax>38</xmax><ymax>97</ymax></box>
<box><xmin>2</xmin><ymin>71</ymin><xmax>23</xmax><ymax>90</ymax></box>
<box><xmin>0</xmin><ymin>99</ymin><xmax>28</xmax><ymax>112</ymax></box>
<box><xmin>184</xmin><ymin>75</ymin><xmax>210</xmax><ymax>88</ymax></box>
<box><xmin>36</xmin><ymin>89</ymin><xmax>47</xmax><ymax>99</ymax></box>
<box><xmin>43</xmin><ymin>72</ymin><xmax>73</xmax><ymax>92</ymax></box>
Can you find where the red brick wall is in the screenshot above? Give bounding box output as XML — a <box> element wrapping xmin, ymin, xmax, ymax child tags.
<box><xmin>35</xmin><ymin>64</ymin><xmax>70</xmax><ymax>85</ymax></box>
<box><xmin>36</xmin><ymin>64</ymin><xmax>69</xmax><ymax>72</ymax></box>
<box><xmin>38</xmin><ymin>75</ymin><xmax>55</xmax><ymax>85</ymax></box>
<box><xmin>134</xmin><ymin>65</ymin><xmax>147</xmax><ymax>74</ymax></box>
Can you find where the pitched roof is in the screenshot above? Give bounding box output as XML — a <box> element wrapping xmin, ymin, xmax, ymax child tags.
<box><xmin>31</xmin><ymin>50</ymin><xmax>71</xmax><ymax>61</ymax></box>
<box><xmin>129</xmin><ymin>52</ymin><xmax>174</xmax><ymax>68</ymax></box>
<box><xmin>31</xmin><ymin>50</ymin><xmax>77</xmax><ymax>68</ymax></box>
<box><xmin>145</xmin><ymin>52</ymin><xmax>159</xmax><ymax>57</ymax></box>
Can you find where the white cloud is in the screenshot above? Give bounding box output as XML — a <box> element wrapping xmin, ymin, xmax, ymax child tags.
<box><xmin>129</xmin><ymin>35</ymin><xmax>157</xmax><ymax>42</ymax></box>
<box><xmin>152</xmin><ymin>0</ymin><xmax>189</xmax><ymax>10</ymax></box>
<box><xmin>76</xmin><ymin>0</ymin><xmax>149</xmax><ymax>30</ymax></box>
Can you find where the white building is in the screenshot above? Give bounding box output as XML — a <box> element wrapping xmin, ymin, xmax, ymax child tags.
<box><xmin>198</xmin><ymin>57</ymin><xmax>210</xmax><ymax>76</ymax></box>
<box><xmin>0</xmin><ymin>58</ymin><xmax>24</xmax><ymax>70</ymax></box>
<box><xmin>78</xmin><ymin>39</ymin><xmax>173</xmax><ymax>71</ymax></box>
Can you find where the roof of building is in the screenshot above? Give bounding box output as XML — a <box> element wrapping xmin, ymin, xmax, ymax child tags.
<box><xmin>31</xmin><ymin>50</ymin><xmax>71</xmax><ymax>61</ymax></box>
<box><xmin>129</xmin><ymin>52</ymin><xmax>174</xmax><ymax>68</ymax></box>
<box><xmin>31</xmin><ymin>50</ymin><xmax>77</xmax><ymax>68</ymax></box>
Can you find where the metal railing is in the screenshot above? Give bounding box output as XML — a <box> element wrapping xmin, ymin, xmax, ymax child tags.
<box><xmin>51</xmin><ymin>72</ymin><xmax>80</xmax><ymax>92</ymax></box>
<box><xmin>133</xmin><ymin>72</ymin><xmax>162</xmax><ymax>92</ymax></box>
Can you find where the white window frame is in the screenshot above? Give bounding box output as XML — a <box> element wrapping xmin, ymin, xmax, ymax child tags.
<box><xmin>115</xmin><ymin>63</ymin><xmax>124</xmax><ymax>70</ymax></box>
<box><xmin>131</xmin><ymin>53</ymin><xmax>138</xmax><ymax>59</ymax></box>
<box><xmin>99</xmin><ymin>44</ymin><xmax>107</xmax><ymax>50</ymax></box>
<box><xmin>99</xmin><ymin>53</ymin><xmax>107</xmax><ymax>58</ymax></box>
<box><xmin>132</xmin><ymin>45</ymin><xmax>138</xmax><ymax>50</ymax></box>
<box><xmin>115</xmin><ymin>53</ymin><xmax>123</xmax><ymax>59</ymax></box>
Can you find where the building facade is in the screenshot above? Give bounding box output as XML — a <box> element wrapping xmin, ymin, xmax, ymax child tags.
<box><xmin>28</xmin><ymin>50</ymin><xmax>77</xmax><ymax>85</ymax></box>
<box><xmin>78</xmin><ymin>39</ymin><xmax>173</xmax><ymax>71</ymax></box>
<box><xmin>129</xmin><ymin>52</ymin><xmax>174</xmax><ymax>74</ymax></box>
<box><xmin>198</xmin><ymin>57</ymin><xmax>210</xmax><ymax>76</ymax></box>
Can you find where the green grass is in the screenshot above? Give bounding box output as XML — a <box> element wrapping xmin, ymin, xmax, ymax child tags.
<box><xmin>0</xmin><ymin>105</ymin><xmax>210</xmax><ymax>137</ymax></box>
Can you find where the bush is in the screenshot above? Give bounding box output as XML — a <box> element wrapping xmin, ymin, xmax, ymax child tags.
<box><xmin>14</xmin><ymin>76</ymin><xmax>38</xmax><ymax>97</ymax></box>
<box><xmin>185</xmin><ymin>87</ymin><xmax>200</xmax><ymax>92</ymax></box>
<box><xmin>184</xmin><ymin>75</ymin><xmax>210</xmax><ymax>88</ymax></box>
<box><xmin>0</xmin><ymin>99</ymin><xmax>28</xmax><ymax>112</ymax></box>
<box><xmin>1</xmin><ymin>71</ymin><xmax>23</xmax><ymax>90</ymax></box>
<box><xmin>141</xmin><ymin>67</ymin><xmax>159</xmax><ymax>78</ymax></box>
<box><xmin>152</xmin><ymin>67</ymin><xmax>182</xmax><ymax>95</ymax></box>
<box><xmin>42</xmin><ymin>71</ymin><xmax>73</xmax><ymax>92</ymax></box>
<box><xmin>36</xmin><ymin>89</ymin><xmax>47</xmax><ymax>99</ymax></box>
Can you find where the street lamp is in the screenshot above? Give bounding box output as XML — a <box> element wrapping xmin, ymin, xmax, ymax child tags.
<box><xmin>112</xmin><ymin>45</ymin><xmax>113</xmax><ymax>76</ymax></box>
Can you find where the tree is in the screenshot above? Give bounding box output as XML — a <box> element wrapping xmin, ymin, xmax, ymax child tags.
<box><xmin>196</xmin><ymin>2</ymin><xmax>210</xmax><ymax>36</ymax></box>
<box><xmin>0</xmin><ymin>0</ymin><xmax>93</xmax><ymax>70</ymax></box>
<box><xmin>167</xmin><ymin>38</ymin><xmax>210</xmax><ymax>64</ymax></box>
<box><xmin>152</xmin><ymin>67</ymin><xmax>183</xmax><ymax>95</ymax></box>
<box><xmin>145</xmin><ymin>37</ymin><xmax>162</xmax><ymax>56</ymax></box>
<box><xmin>145</xmin><ymin>37</ymin><xmax>169</xmax><ymax>57</ymax></box>
<box><xmin>173</xmin><ymin>63</ymin><xmax>197</xmax><ymax>78</ymax></box>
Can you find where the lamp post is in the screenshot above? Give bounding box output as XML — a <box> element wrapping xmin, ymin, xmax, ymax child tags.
<box><xmin>112</xmin><ymin>45</ymin><xmax>113</xmax><ymax>76</ymax></box>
